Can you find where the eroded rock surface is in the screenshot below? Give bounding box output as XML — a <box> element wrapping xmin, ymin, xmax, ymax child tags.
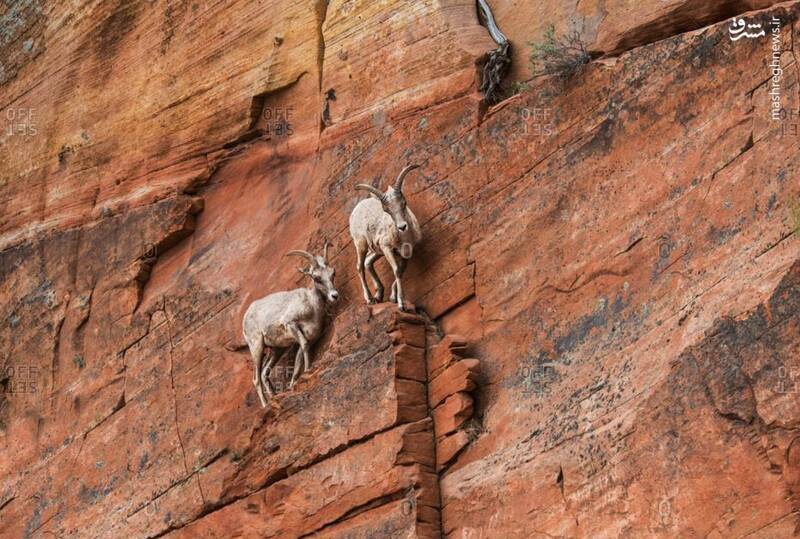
<box><xmin>2</xmin><ymin>1</ymin><xmax>800</xmax><ymax>538</ymax></box>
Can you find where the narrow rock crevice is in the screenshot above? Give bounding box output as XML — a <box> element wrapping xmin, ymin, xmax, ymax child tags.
<box><xmin>162</xmin><ymin>300</ymin><xmax>206</xmax><ymax>507</ymax></box>
<box><xmin>702</xmin><ymin>130</ymin><xmax>755</xmax><ymax>201</ymax></box>
<box><xmin>0</xmin><ymin>496</ymin><xmax>15</xmax><ymax>514</ymax></box>
<box><xmin>49</xmin><ymin>311</ymin><xmax>66</xmax><ymax>400</ymax></box>
<box><xmin>130</xmin><ymin>448</ymin><xmax>228</xmax><ymax>521</ymax></box>
<box><xmin>297</xmin><ymin>488</ymin><xmax>410</xmax><ymax>538</ymax></box>
<box><xmin>315</xmin><ymin>0</ymin><xmax>329</xmax><ymax>93</ymax></box>
<box><xmin>755</xmin><ymin>230</ymin><xmax>794</xmax><ymax>259</ymax></box>
<box><xmin>158</xmin><ymin>420</ymin><xmax>410</xmax><ymax>537</ymax></box>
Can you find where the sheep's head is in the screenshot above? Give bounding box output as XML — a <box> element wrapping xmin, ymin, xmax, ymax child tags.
<box><xmin>286</xmin><ymin>242</ymin><xmax>339</xmax><ymax>303</ymax></box>
<box><xmin>355</xmin><ymin>164</ymin><xmax>419</xmax><ymax>259</ymax></box>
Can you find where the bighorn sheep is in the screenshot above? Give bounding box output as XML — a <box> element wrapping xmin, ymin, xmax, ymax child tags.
<box><xmin>242</xmin><ymin>244</ymin><xmax>338</xmax><ymax>407</ymax></box>
<box><xmin>349</xmin><ymin>164</ymin><xmax>422</xmax><ymax>311</ymax></box>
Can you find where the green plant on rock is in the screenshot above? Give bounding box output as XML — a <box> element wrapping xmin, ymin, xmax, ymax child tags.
<box><xmin>508</xmin><ymin>80</ymin><xmax>530</xmax><ymax>97</ymax></box>
<box><xmin>529</xmin><ymin>24</ymin><xmax>591</xmax><ymax>80</ymax></box>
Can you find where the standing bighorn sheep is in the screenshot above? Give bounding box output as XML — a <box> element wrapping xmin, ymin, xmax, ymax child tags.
<box><xmin>242</xmin><ymin>244</ymin><xmax>338</xmax><ymax>407</ymax></box>
<box><xmin>349</xmin><ymin>164</ymin><xmax>422</xmax><ymax>311</ymax></box>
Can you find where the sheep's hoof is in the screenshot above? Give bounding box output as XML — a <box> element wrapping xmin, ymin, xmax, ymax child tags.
<box><xmin>366</xmin><ymin>297</ymin><xmax>378</xmax><ymax>305</ymax></box>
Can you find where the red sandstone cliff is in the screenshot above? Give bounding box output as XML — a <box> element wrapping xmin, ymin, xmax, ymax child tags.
<box><xmin>1</xmin><ymin>0</ymin><xmax>800</xmax><ymax>537</ymax></box>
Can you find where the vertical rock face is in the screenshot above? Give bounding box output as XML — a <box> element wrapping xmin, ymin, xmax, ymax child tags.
<box><xmin>1</xmin><ymin>1</ymin><xmax>799</xmax><ymax>538</ymax></box>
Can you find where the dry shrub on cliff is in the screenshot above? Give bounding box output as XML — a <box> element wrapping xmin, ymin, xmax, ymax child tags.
<box><xmin>529</xmin><ymin>24</ymin><xmax>590</xmax><ymax>79</ymax></box>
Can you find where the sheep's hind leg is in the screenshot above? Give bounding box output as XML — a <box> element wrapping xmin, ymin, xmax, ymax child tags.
<box><xmin>287</xmin><ymin>323</ymin><xmax>311</xmax><ymax>387</ymax></box>
<box><xmin>384</xmin><ymin>248</ymin><xmax>406</xmax><ymax>311</ymax></box>
<box><xmin>365</xmin><ymin>251</ymin><xmax>384</xmax><ymax>302</ymax></box>
<box><xmin>354</xmin><ymin>238</ymin><xmax>375</xmax><ymax>304</ymax></box>
<box><xmin>249</xmin><ymin>339</ymin><xmax>268</xmax><ymax>408</ymax></box>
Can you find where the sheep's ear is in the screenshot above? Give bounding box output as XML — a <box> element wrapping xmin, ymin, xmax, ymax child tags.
<box><xmin>298</xmin><ymin>267</ymin><xmax>311</xmax><ymax>276</ymax></box>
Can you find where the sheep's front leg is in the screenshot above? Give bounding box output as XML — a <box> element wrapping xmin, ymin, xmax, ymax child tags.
<box><xmin>287</xmin><ymin>323</ymin><xmax>310</xmax><ymax>387</ymax></box>
<box><xmin>389</xmin><ymin>256</ymin><xmax>406</xmax><ymax>303</ymax></box>
<box><xmin>289</xmin><ymin>346</ymin><xmax>303</xmax><ymax>388</ymax></box>
<box><xmin>383</xmin><ymin>248</ymin><xmax>407</xmax><ymax>311</ymax></box>
<box><xmin>354</xmin><ymin>238</ymin><xmax>375</xmax><ymax>304</ymax></box>
<box><xmin>249</xmin><ymin>338</ymin><xmax>268</xmax><ymax>407</ymax></box>
<box><xmin>365</xmin><ymin>251</ymin><xmax>384</xmax><ymax>302</ymax></box>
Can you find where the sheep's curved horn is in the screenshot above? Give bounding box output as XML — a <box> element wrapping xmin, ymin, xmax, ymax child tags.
<box><xmin>355</xmin><ymin>184</ymin><xmax>385</xmax><ymax>199</ymax></box>
<box><xmin>322</xmin><ymin>240</ymin><xmax>329</xmax><ymax>261</ymax></box>
<box><xmin>285</xmin><ymin>250</ymin><xmax>315</xmax><ymax>262</ymax></box>
<box><xmin>394</xmin><ymin>164</ymin><xmax>420</xmax><ymax>192</ymax></box>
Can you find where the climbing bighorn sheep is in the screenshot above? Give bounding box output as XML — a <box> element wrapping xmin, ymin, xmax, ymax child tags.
<box><xmin>242</xmin><ymin>244</ymin><xmax>338</xmax><ymax>407</ymax></box>
<box><xmin>350</xmin><ymin>164</ymin><xmax>422</xmax><ymax>311</ymax></box>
